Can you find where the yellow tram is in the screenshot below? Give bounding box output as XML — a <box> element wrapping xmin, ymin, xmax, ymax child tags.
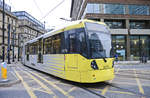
<box><xmin>22</xmin><ymin>19</ymin><xmax>115</xmax><ymax>83</ymax></box>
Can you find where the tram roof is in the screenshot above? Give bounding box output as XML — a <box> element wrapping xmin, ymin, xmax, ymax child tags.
<box><xmin>25</xmin><ymin>19</ymin><xmax>106</xmax><ymax>45</ymax></box>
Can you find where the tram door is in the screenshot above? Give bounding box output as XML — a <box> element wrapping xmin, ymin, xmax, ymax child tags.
<box><xmin>38</xmin><ymin>38</ymin><xmax>43</xmax><ymax>63</ymax></box>
<box><xmin>26</xmin><ymin>44</ymin><xmax>29</xmax><ymax>61</ymax></box>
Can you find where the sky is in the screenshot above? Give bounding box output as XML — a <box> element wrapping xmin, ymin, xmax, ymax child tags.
<box><xmin>5</xmin><ymin>0</ymin><xmax>72</xmax><ymax>29</ymax></box>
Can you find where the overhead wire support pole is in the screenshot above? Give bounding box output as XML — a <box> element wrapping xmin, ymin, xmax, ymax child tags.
<box><xmin>18</xmin><ymin>34</ymin><xmax>20</xmax><ymax>61</ymax></box>
<box><xmin>7</xmin><ymin>24</ymin><xmax>11</xmax><ymax>64</ymax></box>
<box><xmin>2</xmin><ymin>0</ymin><xmax>5</xmax><ymax>62</ymax></box>
<box><xmin>12</xmin><ymin>29</ymin><xmax>15</xmax><ymax>62</ymax></box>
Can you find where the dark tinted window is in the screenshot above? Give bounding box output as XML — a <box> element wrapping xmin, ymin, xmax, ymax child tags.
<box><xmin>68</xmin><ymin>33</ymin><xmax>76</xmax><ymax>53</ymax></box>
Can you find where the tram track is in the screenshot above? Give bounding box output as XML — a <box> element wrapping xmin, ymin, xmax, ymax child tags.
<box><xmin>16</xmin><ymin>63</ymin><xmax>150</xmax><ymax>98</ymax></box>
<box><xmin>21</xmin><ymin>65</ymin><xmax>108</xmax><ymax>98</ymax></box>
<box><xmin>116</xmin><ymin>70</ymin><xmax>150</xmax><ymax>76</ymax></box>
<box><xmin>103</xmin><ymin>82</ymin><xmax>150</xmax><ymax>98</ymax></box>
<box><xmin>115</xmin><ymin>73</ymin><xmax>150</xmax><ymax>80</ymax></box>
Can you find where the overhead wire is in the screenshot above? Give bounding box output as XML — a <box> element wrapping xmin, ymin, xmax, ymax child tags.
<box><xmin>32</xmin><ymin>0</ymin><xmax>43</xmax><ymax>15</ymax></box>
<box><xmin>40</xmin><ymin>0</ymin><xmax>65</xmax><ymax>21</ymax></box>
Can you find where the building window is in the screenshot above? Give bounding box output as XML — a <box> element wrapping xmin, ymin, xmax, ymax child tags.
<box><xmin>104</xmin><ymin>4</ymin><xmax>125</xmax><ymax>14</ymax></box>
<box><xmin>130</xmin><ymin>36</ymin><xmax>150</xmax><ymax>60</ymax></box>
<box><xmin>129</xmin><ymin>5</ymin><xmax>149</xmax><ymax>15</ymax></box>
<box><xmin>112</xmin><ymin>36</ymin><xmax>126</xmax><ymax>60</ymax></box>
<box><xmin>105</xmin><ymin>20</ymin><xmax>125</xmax><ymax>29</ymax></box>
<box><xmin>130</xmin><ymin>20</ymin><xmax>147</xmax><ymax>29</ymax></box>
<box><xmin>86</xmin><ymin>3</ymin><xmax>100</xmax><ymax>13</ymax></box>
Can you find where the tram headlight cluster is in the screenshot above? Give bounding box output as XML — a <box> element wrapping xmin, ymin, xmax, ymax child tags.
<box><xmin>91</xmin><ymin>60</ymin><xmax>99</xmax><ymax>70</ymax></box>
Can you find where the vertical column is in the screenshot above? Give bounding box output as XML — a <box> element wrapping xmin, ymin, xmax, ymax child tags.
<box><xmin>101</xmin><ymin>19</ymin><xmax>104</xmax><ymax>22</ymax></box>
<box><xmin>126</xmin><ymin>19</ymin><xmax>131</xmax><ymax>60</ymax></box>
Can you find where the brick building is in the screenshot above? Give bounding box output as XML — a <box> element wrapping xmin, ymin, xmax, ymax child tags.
<box><xmin>70</xmin><ymin>0</ymin><xmax>150</xmax><ymax>61</ymax></box>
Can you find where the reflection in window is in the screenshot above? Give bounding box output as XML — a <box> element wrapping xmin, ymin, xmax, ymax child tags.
<box><xmin>86</xmin><ymin>3</ymin><xmax>100</xmax><ymax>13</ymax></box>
<box><xmin>129</xmin><ymin>5</ymin><xmax>149</xmax><ymax>15</ymax></box>
<box><xmin>69</xmin><ymin>33</ymin><xmax>76</xmax><ymax>53</ymax></box>
<box><xmin>53</xmin><ymin>34</ymin><xmax>61</xmax><ymax>54</ymax></box>
<box><xmin>130</xmin><ymin>20</ymin><xmax>147</xmax><ymax>29</ymax></box>
<box><xmin>78</xmin><ymin>31</ymin><xmax>87</xmax><ymax>56</ymax></box>
<box><xmin>130</xmin><ymin>36</ymin><xmax>150</xmax><ymax>60</ymax></box>
<box><xmin>44</xmin><ymin>34</ymin><xmax>61</xmax><ymax>54</ymax></box>
<box><xmin>105</xmin><ymin>20</ymin><xmax>125</xmax><ymax>29</ymax></box>
<box><xmin>104</xmin><ymin>4</ymin><xmax>125</xmax><ymax>14</ymax></box>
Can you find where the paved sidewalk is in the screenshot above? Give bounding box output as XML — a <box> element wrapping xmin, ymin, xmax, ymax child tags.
<box><xmin>0</xmin><ymin>61</ymin><xmax>21</xmax><ymax>87</ymax></box>
<box><xmin>114</xmin><ymin>60</ymin><xmax>150</xmax><ymax>70</ymax></box>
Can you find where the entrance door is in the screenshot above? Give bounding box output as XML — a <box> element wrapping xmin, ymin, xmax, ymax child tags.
<box><xmin>38</xmin><ymin>38</ymin><xmax>43</xmax><ymax>63</ymax></box>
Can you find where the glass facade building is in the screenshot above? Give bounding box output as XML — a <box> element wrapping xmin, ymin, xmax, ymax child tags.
<box><xmin>86</xmin><ymin>3</ymin><xmax>100</xmax><ymax>13</ymax></box>
<box><xmin>129</xmin><ymin>5</ymin><xmax>149</xmax><ymax>15</ymax></box>
<box><xmin>71</xmin><ymin>0</ymin><xmax>150</xmax><ymax>61</ymax></box>
<box><xmin>104</xmin><ymin>4</ymin><xmax>125</xmax><ymax>14</ymax></box>
<box><xmin>85</xmin><ymin>3</ymin><xmax>150</xmax><ymax>15</ymax></box>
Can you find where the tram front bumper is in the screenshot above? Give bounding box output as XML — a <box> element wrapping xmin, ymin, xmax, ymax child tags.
<box><xmin>80</xmin><ymin>68</ymin><xmax>115</xmax><ymax>83</ymax></box>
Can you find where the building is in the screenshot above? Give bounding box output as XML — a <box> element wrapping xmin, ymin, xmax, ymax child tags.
<box><xmin>0</xmin><ymin>0</ymin><xmax>18</xmax><ymax>60</ymax></box>
<box><xmin>70</xmin><ymin>0</ymin><xmax>150</xmax><ymax>61</ymax></box>
<box><xmin>13</xmin><ymin>11</ymin><xmax>46</xmax><ymax>59</ymax></box>
<box><xmin>13</xmin><ymin>11</ymin><xmax>46</xmax><ymax>43</ymax></box>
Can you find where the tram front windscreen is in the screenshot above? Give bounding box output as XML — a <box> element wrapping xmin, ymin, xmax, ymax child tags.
<box><xmin>85</xmin><ymin>22</ymin><xmax>112</xmax><ymax>59</ymax></box>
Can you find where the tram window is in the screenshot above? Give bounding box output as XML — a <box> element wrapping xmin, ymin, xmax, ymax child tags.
<box><xmin>69</xmin><ymin>33</ymin><xmax>76</xmax><ymax>53</ymax></box>
<box><xmin>52</xmin><ymin>34</ymin><xmax>61</xmax><ymax>54</ymax></box>
<box><xmin>44</xmin><ymin>37</ymin><xmax>52</xmax><ymax>54</ymax></box>
<box><xmin>77</xmin><ymin>31</ymin><xmax>87</xmax><ymax>57</ymax></box>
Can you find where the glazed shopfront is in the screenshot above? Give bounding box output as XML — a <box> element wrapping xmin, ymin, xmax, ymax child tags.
<box><xmin>112</xmin><ymin>35</ymin><xmax>150</xmax><ymax>61</ymax></box>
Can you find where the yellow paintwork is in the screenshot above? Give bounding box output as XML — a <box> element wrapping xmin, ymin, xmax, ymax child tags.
<box><xmin>48</xmin><ymin>19</ymin><xmax>107</xmax><ymax>36</ymax></box>
<box><xmin>64</xmin><ymin>54</ymin><xmax>114</xmax><ymax>83</ymax></box>
<box><xmin>26</xmin><ymin>19</ymin><xmax>114</xmax><ymax>83</ymax></box>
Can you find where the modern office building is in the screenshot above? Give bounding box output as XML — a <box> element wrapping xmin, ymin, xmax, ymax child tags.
<box><xmin>70</xmin><ymin>0</ymin><xmax>150</xmax><ymax>60</ymax></box>
<box><xmin>0</xmin><ymin>0</ymin><xmax>18</xmax><ymax>60</ymax></box>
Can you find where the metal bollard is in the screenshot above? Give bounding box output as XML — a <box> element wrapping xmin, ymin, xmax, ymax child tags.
<box><xmin>1</xmin><ymin>62</ymin><xmax>7</xmax><ymax>81</ymax></box>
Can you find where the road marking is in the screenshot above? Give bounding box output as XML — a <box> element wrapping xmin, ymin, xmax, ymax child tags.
<box><xmin>31</xmin><ymin>71</ymin><xmax>74</xmax><ymax>98</ymax></box>
<box><xmin>14</xmin><ymin>70</ymin><xmax>37</xmax><ymax>98</ymax></box>
<box><xmin>23</xmin><ymin>71</ymin><xmax>57</xmax><ymax>98</ymax></box>
<box><xmin>67</xmin><ymin>87</ymin><xmax>76</xmax><ymax>93</ymax></box>
<box><xmin>101</xmin><ymin>68</ymin><xmax>120</xmax><ymax>95</ymax></box>
<box><xmin>134</xmin><ymin>69</ymin><xmax>145</xmax><ymax>94</ymax></box>
<box><xmin>111</xmin><ymin>81</ymin><xmax>150</xmax><ymax>87</ymax></box>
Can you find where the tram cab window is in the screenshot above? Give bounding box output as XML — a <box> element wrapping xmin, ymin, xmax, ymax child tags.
<box><xmin>77</xmin><ymin>30</ymin><xmax>87</xmax><ymax>57</ymax></box>
<box><xmin>68</xmin><ymin>33</ymin><xmax>76</xmax><ymax>53</ymax></box>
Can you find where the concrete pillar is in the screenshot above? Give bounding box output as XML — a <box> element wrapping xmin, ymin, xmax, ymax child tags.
<box><xmin>100</xmin><ymin>4</ymin><xmax>104</xmax><ymax>14</ymax></box>
<box><xmin>126</xmin><ymin>19</ymin><xmax>131</xmax><ymax>60</ymax></box>
<box><xmin>101</xmin><ymin>19</ymin><xmax>104</xmax><ymax>22</ymax></box>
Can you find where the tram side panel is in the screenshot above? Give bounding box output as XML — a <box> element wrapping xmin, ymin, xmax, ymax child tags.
<box><xmin>43</xmin><ymin>54</ymin><xmax>66</xmax><ymax>79</ymax></box>
<box><xmin>65</xmin><ymin>54</ymin><xmax>81</xmax><ymax>82</ymax></box>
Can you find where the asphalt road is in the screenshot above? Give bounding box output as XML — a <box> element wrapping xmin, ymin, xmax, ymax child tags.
<box><xmin>0</xmin><ymin>62</ymin><xmax>150</xmax><ymax>98</ymax></box>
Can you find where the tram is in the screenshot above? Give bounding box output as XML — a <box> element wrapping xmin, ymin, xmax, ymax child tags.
<box><xmin>22</xmin><ymin>19</ymin><xmax>115</xmax><ymax>83</ymax></box>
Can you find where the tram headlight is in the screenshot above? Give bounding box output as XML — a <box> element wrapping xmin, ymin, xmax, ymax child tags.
<box><xmin>91</xmin><ymin>60</ymin><xmax>99</xmax><ymax>70</ymax></box>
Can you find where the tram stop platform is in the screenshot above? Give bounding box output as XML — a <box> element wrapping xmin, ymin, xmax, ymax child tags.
<box><xmin>0</xmin><ymin>61</ymin><xmax>21</xmax><ymax>87</ymax></box>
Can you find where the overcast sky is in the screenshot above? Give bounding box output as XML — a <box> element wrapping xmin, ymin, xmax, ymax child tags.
<box><xmin>5</xmin><ymin>0</ymin><xmax>72</xmax><ymax>29</ymax></box>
